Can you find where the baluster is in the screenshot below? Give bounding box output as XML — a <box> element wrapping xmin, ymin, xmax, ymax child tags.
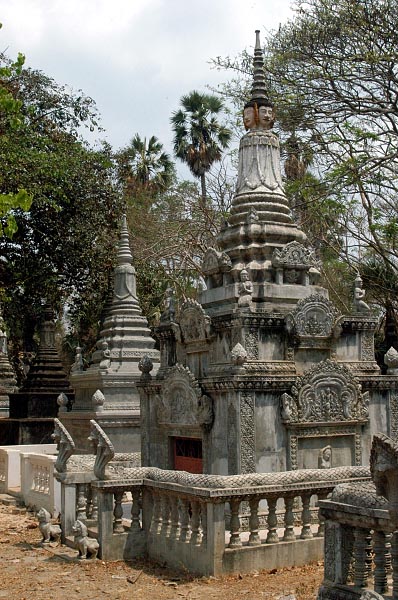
<box><xmin>44</xmin><ymin>468</ymin><xmax>50</xmax><ymax>494</ymax></box>
<box><xmin>391</xmin><ymin>531</ymin><xmax>398</xmax><ymax>600</ymax></box>
<box><xmin>169</xmin><ymin>496</ymin><xmax>180</xmax><ymax>541</ymax></box>
<box><xmin>76</xmin><ymin>484</ymin><xmax>87</xmax><ymax>521</ymax></box>
<box><xmin>179</xmin><ymin>498</ymin><xmax>190</xmax><ymax>542</ymax></box>
<box><xmin>86</xmin><ymin>485</ymin><xmax>93</xmax><ymax>518</ymax></box>
<box><xmin>32</xmin><ymin>465</ymin><xmax>38</xmax><ymax>491</ymax></box>
<box><xmin>353</xmin><ymin>527</ymin><xmax>370</xmax><ymax>587</ymax></box>
<box><xmin>283</xmin><ymin>496</ymin><xmax>296</xmax><ymax>541</ymax></box>
<box><xmin>316</xmin><ymin>493</ymin><xmax>328</xmax><ymax>537</ymax></box>
<box><xmin>248</xmin><ymin>497</ymin><xmax>261</xmax><ymax>546</ymax></box>
<box><xmin>228</xmin><ymin>498</ymin><xmax>242</xmax><ymax>548</ymax></box>
<box><xmin>386</xmin><ymin>533</ymin><xmax>392</xmax><ymax>574</ymax></box>
<box><xmin>38</xmin><ymin>466</ymin><xmax>44</xmax><ymax>492</ymax></box>
<box><xmin>131</xmin><ymin>488</ymin><xmax>141</xmax><ymax>532</ymax></box>
<box><xmin>190</xmin><ymin>500</ymin><xmax>201</xmax><ymax>546</ymax></box>
<box><xmin>266</xmin><ymin>497</ymin><xmax>279</xmax><ymax>544</ymax></box>
<box><xmin>300</xmin><ymin>493</ymin><xmax>313</xmax><ymax>539</ymax></box>
<box><xmin>113</xmin><ymin>490</ymin><xmax>124</xmax><ymax>533</ymax></box>
<box><xmin>373</xmin><ymin>530</ymin><xmax>388</xmax><ymax>594</ymax></box>
<box><xmin>161</xmin><ymin>495</ymin><xmax>171</xmax><ymax>537</ymax></box>
<box><xmin>200</xmin><ymin>502</ymin><xmax>207</xmax><ymax>547</ymax></box>
<box><xmin>91</xmin><ymin>488</ymin><xmax>98</xmax><ymax>521</ymax></box>
<box><xmin>365</xmin><ymin>532</ymin><xmax>373</xmax><ymax>580</ymax></box>
<box><xmin>151</xmin><ymin>491</ymin><xmax>162</xmax><ymax>534</ymax></box>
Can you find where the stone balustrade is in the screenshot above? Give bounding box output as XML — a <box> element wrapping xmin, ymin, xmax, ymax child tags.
<box><xmin>0</xmin><ymin>444</ymin><xmax>56</xmax><ymax>495</ymax></box>
<box><xmin>20</xmin><ymin>452</ymin><xmax>61</xmax><ymax>516</ymax></box>
<box><xmin>90</xmin><ymin>466</ymin><xmax>370</xmax><ymax>575</ymax></box>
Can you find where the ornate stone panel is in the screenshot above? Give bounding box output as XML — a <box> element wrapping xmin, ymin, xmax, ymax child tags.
<box><xmin>281</xmin><ymin>360</ymin><xmax>369</xmax><ymax>424</ymax></box>
<box><xmin>240</xmin><ymin>392</ymin><xmax>255</xmax><ymax>473</ymax></box>
<box><xmin>361</xmin><ymin>330</ymin><xmax>375</xmax><ymax>361</ymax></box>
<box><xmin>285</xmin><ymin>294</ymin><xmax>341</xmax><ymax>339</ymax></box>
<box><xmin>178</xmin><ymin>299</ymin><xmax>211</xmax><ymax>343</ymax></box>
<box><xmin>156</xmin><ymin>364</ymin><xmax>214</xmax><ymax>430</ymax></box>
<box><xmin>272</xmin><ymin>241</ymin><xmax>318</xmax><ymax>269</ymax></box>
<box><xmin>244</xmin><ymin>331</ymin><xmax>259</xmax><ymax>360</ymax></box>
<box><xmin>390</xmin><ymin>392</ymin><xmax>398</xmax><ymax>439</ymax></box>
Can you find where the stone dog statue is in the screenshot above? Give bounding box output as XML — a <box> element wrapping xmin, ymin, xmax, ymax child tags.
<box><xmin>72</xmin><ymin>520</ymin><xmax>99</xmax><ymax>559</ymax></box>
<box><xmin>37</xmin><ymin>507</ymin><xmax>61</xmax><ymax>543</ymax></box>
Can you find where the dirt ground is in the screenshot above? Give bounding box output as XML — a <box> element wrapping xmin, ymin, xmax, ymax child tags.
<box><xmin>0</xmin><ymin>504</ymin><xmax>323</xmax><ymax>600</ymax></box>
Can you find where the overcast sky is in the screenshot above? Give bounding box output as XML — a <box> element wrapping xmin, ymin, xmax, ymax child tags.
<box><xmin>1</xmin><ymin>0</ymin><xmax>295</xmax><ymax>178</ymax></box>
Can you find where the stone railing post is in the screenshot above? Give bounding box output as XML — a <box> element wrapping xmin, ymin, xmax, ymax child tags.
<box><xmin>205</xmin><ymin>500</ymin><xmax>225</xmax><ymax>576</ymax></box>
<box><xmin>96</xmin><ymin>486</ymin><xmax>116</xmax><ymax>560</ymax></box>
<box><xmin>60</xmin><ymin>481</ymin><xmax>76</xmax><ymax>542</ymax></box>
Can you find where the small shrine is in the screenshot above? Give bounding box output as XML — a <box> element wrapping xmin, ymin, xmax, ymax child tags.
<box><xmin>0</xmin><ymin>304</ymin><xmax>74</xmax><ymax>444</ymax></box>
<box><xmin>61</xmin><ymin>215</ymin><xmax>159</xmax><ymax>453</ymax></box>
<box><xmin>138</xmin><ymin>31</ymin><xmax>397</xmax><ymax>475</ymax></box>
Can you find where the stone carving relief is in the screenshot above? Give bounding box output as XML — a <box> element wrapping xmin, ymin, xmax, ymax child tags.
<box><xmin>160</xmin><ymin>287</ymin><xmax>176</xmax><ymax>323</ymax></box>
<box><xmin>52</xmin><ymin>418</ymin><xmax>75</xmax><ymax>474</ymax></box>
<box><xmin>285</xmin><ymin>295</ymin><xmax>341</xmax><ymax>339</ymax></box>
<box><xmin>72</xmin><ymin>520</ymin><xmax>99</xmax><ymax>559</ymax></box>
<box><xmin>319</xmin><ymin>445</ymin><xmax>332</xmax><ymax>469</ymax></box>
<box><xmin>138</xmin><ymin>354</ymin><xmax>154</xmax><ymax>380</ymax></box>
<box><xmin>240</xmin><ymin>392</ymin><xmax>255</xmax><ymax>473</ymax></box>
<box><xmin>37</xmin><ymin>507</ymin><xmax>61</xmax><ymax>543</ymax></box>
<box><xmin>156</xmin><ymin>364</ymin><xmax>214</xmax><ymax>430</ymax></box>
<box><xmin>237</xmin><ymin>269</ymin><xmax>253</xmax><ymax>309</ymax></box>
<box><xmin>92</xmin><ymin>389</ymin><xmax>105</xmax><ymax>411</ymax></box>
<box><xmin>385</xmin><ymin>347</ymin><xmax>398</xmax><ymax>374</ymax></box>
<box><xmin>390</xmin><ymin>393</ymin><xmax>398</xmax><ymax>438</ymax></box>
<box><xmin>231</xmin><ymin>343</ymin><xmax>247</xmax><ymax>366</ymax></box>
<box><xmin>89</xmin><ymin>419</ymin><xmax>115</xmax><ymax>480</ymax></box>
<box><xmin>202</xmin><ymin>247</ymin><xmax>232</xmax><ymax>275</ymax></box>
<box><xmin>280</xmin><ymin>360</ymin><xmax>369</xmax><ymax>424</ymax></box>
<box><xmin>178</xmin><ymin>299</ymin><xmax>211</xmax><ymax>343</ymax></box>
<box><xmin>272</xmin><ymin>241</ymin><xmax>318</xmax><ymax>270</ymax></box>
<box><xmin>244</xmin><ymin>331</ymin><xmax>259</xmax><ymax>359</ymax></box>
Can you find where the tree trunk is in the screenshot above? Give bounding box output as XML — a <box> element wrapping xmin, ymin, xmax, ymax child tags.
<box><xmin>200</xmin><ymin>173</ymin><xmax>207</xmax><ymax>206</ymax></box>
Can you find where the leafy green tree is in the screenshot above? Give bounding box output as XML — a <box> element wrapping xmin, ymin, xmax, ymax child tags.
<box><xmin>0</xmin><ymin>58</ymin><xmax>123</xmax><ymax>360</ymax></box>
<box><xmin>116</xmin><ymin>134</ymin><xmax>175</xmax><ymax>199</ymax></box>
<box><xmin>171</xmin><ymin>91</ymin><xmax>232</xmax><ymax>203</ymax></box>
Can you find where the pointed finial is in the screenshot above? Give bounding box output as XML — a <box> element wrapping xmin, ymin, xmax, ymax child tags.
<box><xmin>250</xmin><ymin>29</ymin><xmax>269</xmax><ymax>103</ymax></box>
<box><xmin>117</xmin><ymin>214</ymin><xmax>133</xmax><ymax>265</ymax></box>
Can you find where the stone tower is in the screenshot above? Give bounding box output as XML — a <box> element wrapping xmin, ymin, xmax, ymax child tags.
<box><xmin>1</xmin><ymin>304</ymin><xmax>74</xmax><ymax>444</ymax></box>
<box><xmin>62</xmin><ymin>215</ymin><xmax>159</xmax><ymax>453</ymax></box>
<box><xmin>138</xmin><ymin>32</ymin><xmax>395</xmax><ymax>475</ymax></box>
<box><xmin>0</xmin><ymin>308</ymin><xmax>17</xmax><ymax>417</ymax></box>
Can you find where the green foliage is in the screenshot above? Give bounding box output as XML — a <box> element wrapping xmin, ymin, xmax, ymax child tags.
<box><xmin>171</xmin><ymin>91</ymin><xmax>232</xmax><ymax>200</ymax></box>
<box><xmin>0</xmin><ymin>54</ymin><xmax>123</xmax><ymax>358</ymax></box>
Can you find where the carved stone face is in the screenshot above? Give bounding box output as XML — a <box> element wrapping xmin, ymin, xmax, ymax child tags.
<box><xmin>258</xmin><ymin>105</ymin><xmax>274</xmax><ymax>130</ymax></box>
<box><xmin>243</xmin><ymin>107</ymin><xmax>256</xmax><ymax>130</ymax></box>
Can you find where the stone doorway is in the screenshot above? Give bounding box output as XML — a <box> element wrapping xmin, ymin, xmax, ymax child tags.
<box><xmin>173</xmin><ymin>437</ymin><xmax>203</xmax><ymax>473</ymax></box>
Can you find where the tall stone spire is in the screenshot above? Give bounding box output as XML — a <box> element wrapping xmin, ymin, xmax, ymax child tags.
<box><xmin>200</xmin><ymin>31</ymin><xmax>325</xmax><ymax>313</ymax></box>
<box><xmin>216</xmin><ymin>30</ymin><xmax>307</xmax><ymax>282</ymax></box>
<box><xmin>64</xmin><ymin>214</ymin><xmax>159</xmax><ymax>453</ymax></box>
<box><xmin>250</xmin><ymin>30</ymin><xmax>268</xmax><ymax>102</ymax></box>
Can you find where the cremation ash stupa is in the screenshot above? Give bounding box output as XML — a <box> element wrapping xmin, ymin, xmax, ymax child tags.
<box><xmin>0</xmin><ymin>304</ymin><xmax>74</xmax><ymax>444</ymax></box>
<box><xmin>0</xmin><ymin>308</ymin><xmax>17</xmax><ymax>417</ymax></box>
<box><xmin>61</xmin><ymin>215</ymin><xmax>159</xmax><ymax>453</ymax></box>
<box><xmin>138</xmin><ymin>31</ymin><xmax>391</xmax><ymax>477</ymax></box>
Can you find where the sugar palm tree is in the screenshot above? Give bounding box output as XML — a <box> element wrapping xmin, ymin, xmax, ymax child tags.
<box><xmin>171</xmin><ymin>91</ymin><xmax>231</xmax><ymax>203</ymax></box>
<box><xmin>116</xmin><ymin>134</ymin><xmax>175</xmax><ymax>198</ymax></box>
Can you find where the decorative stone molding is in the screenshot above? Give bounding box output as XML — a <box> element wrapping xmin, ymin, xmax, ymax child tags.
<box><xmin>202</xmin><ymin>247</ymin><xmax>231</xmax><ymax>275</ymax></box>
<box><xmin>390</xmin><ymin>392</ymin><xmax>398</xmax><ymax>438</ymax></box>
<box><xmin>92</xmin><ymin>389</ymin><xmax>105</xmax><ymax>411</ymax></box>
<box><xmin>285</xmin><ymin>295</ymin><xmax>341</xmax><ymax>339</ymax></box>
<box><xmin>240</xmin><ymin>392</ymin><xmax>255</xmax><ymax>473</ymax></box>
<box><xmin>369</xmin><ymin>433</ymin><xmax>398</xmax><ymax>525</ymax></box>
<box><xmin>272</xmin><ymin>241</ymin><xmax>318</xmax><ymax>269</ymax></box>
<box><xmin>138</xmin><ymin>355</ymin><xmax>153</xmax><ymax>381</ymax></box>
<box><xmin>88</xmin><ymin>419</ymin><xmax>115</xmax><ymax>480</ymax></box>
<box><xmin>57</xmin><ymin>392</ymin><xmax>69</xmax><ymax>413</ymax></box>
<box><xmin>385</xmin><ymin>347</ymin><xmax>398</xmax><ymax>374</ymax></box>
<box><xmin>52</xmin><ymin>418</ymin><xmax>75</xmax><ymax>474</ymax></box>
<box><xmin>156</xmin><ymin>364</ymin><xmax>214</xmax><ymax>431</ymax></box>
<box><xmin>231</xmin><ymin>343</ymin><xmax>247</xmax><ymax>366</ymax></box>
<box><xmin>178</xmin><ymin>299</ymin><xmax>211</xmax><ymax>343</ymax></box>
<box><xmin>281</xmin><ymin>360</ymin><xmax>368</xmax><ymax>424</ymax></box>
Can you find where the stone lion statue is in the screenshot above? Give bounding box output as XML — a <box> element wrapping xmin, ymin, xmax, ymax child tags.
<box><xmin>72</xmin><ymin>520</ymin><xmax>99</xmax><ymax>559</ymax></box>
<box><xmin>37</xmin><ymin>507</ymin><xmax>61</xmax><ymax>543</ymax></box>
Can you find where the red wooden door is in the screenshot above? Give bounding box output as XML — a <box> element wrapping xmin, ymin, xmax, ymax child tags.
<box><xmin>173</xmin><ymin>437</ymin><xmax>203</xmax><ymax>473</ymax></box>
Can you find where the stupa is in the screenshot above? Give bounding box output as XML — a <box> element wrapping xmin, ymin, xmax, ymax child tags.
<box><xmin>138</xmin><ymin>31</ymin><xmax>395</xmax><ymax>475</ymax></box>
<box><xmin>0</xmin><ymin>304</ymin><xmax>74</xmax><ymax>444</ymax></box>
<box><xmin>0</xmin><ymin>309</ymin><xmax>17</xmax><ymax>417</ymax></box>
<box><xmin>61</xmin><ymin>215</ymin><xmax>159</xmax><ymax>453</ymax></box>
